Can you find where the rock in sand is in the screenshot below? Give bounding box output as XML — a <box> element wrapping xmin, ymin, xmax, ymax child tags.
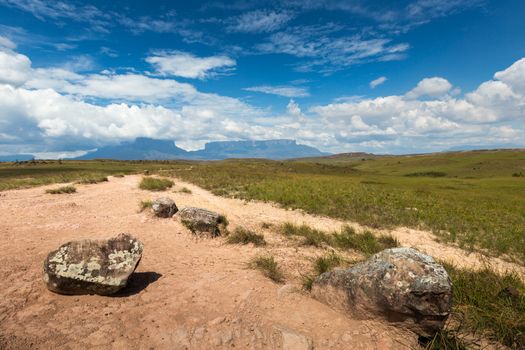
<box><xmin>311</xmin><ymin>247</ymin><xmax>452</xmax><ymax>336</ymax></box>
<box><xmin>152</xmin><ymin>197</ymin><xmax>178</xmax><ymax>218</ymax></box>
<box><xmin>43</xmin><ymin>233</ymin><xmax>144</xmax><ymax>295</ymax></box>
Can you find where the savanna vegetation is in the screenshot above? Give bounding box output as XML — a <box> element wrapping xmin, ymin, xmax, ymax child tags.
<box><xmin>1</xmin><ymin>150</ymin><xmax>524</xmax><ymax>260</ymax></box>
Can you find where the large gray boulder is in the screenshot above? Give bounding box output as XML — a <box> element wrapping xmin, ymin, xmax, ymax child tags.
<box><xmin>177</xmin><ymin>207</ymin><xmax>226</xmax><ymax>236</ymax></box>
<box><xmin>152</xmin><ymin>197</ymin><xmax>178</xmax><ymax>218</ymax></box>
<box><xmin>43</xmin><ymin>233</ymin><xmax>144</xmax><ymax>295</ymax></box>
<box><xmin>311</xmin><ymin>247</ymin><xmax>452</xmax><ymax>336</ymax></box>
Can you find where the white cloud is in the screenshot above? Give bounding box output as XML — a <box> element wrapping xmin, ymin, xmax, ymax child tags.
<box><xmin>405</xmin><ymin>77</ymin><xmax>452</xmax><ymax>99</ymax></box>
<box><xmin>228</xmin><ymin>10</ymin><xmax>294</xmax><ymax>33</ymax></box>
<box><xmin>256</xmin><ymin>24</ymin><xmax>410</xmax><ymax>73</ymax></box>
<box><xmin>244</xmin><ymin>85</ymin><xmax>309</xmax><ymax>97</ymax></box>
<box><xmin>0</xmin><ymin>35</ymin><xmax>16</xmax><ymax>49</ymax></box>
<box><xmin>370</xmin><ymin>76</ymin><xmax>387</xmax><ymax>88</ymax></box>
<box><xmin>0</xmin><ymin>49</ymin><xmax>31</xmax><ymax>86</ymax></box>
<box><xmin>0</xmin><ymin>41</ymin><xmax>524</xmax><ymax>155</ymax></box>
<box><xmin>146</xmin><ymin>51</ymin><xmax>236</xmax><ymax>79</ymax></box>
<box><xmin>494</xmin><ymin>58</ymin><xmax>525</xmax><ymax>95</ymax></box>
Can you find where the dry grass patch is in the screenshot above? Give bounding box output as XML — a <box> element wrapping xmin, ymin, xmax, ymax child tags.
<box><xmin>45</xmin><ymin>185</ymin><xmax>76</xmax><ymax>194</ymax></box>
<box><xmin>77</xmin><ymin>175</ymin><xmax>108</xmax><ymax>184</ymax></box>
<box><xmin>226</xmin><ymin>227</ymin><xmax>266</xmax><ymax>246</ymax></box>
<box><xmin>248</xmin><ymin>255</ymin><xmax>284</xmax><ymax>283</ymax></box>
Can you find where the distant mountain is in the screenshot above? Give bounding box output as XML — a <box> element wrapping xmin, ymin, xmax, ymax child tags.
<box><xmin>188</xmin><ymin>139</ymin><xmax>329</xmax><ymax>160</ymax></box>
<box><xmin>75</xmin><ymin>138</ymin><xmax>188</xmax><ymax>160</ymax></box>
<box><xmin>74</xmin><ymin>138</ymin><xmax>330</xmax><ymax>160</ymax></box>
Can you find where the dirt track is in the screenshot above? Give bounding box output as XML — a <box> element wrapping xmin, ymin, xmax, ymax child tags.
<box><xmin>0</xmin><ymin>175</ymin><xmax>522</xmax><ymax>349</ymax></box>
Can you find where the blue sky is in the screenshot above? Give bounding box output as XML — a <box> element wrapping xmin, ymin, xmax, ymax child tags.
<box><xmin>0</xmin><ymin>0</ymin><xmax>524</xmax><ymax>156</ymax></box>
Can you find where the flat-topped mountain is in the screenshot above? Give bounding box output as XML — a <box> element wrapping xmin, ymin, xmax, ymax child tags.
<box><xmin>75</xmin><ymin>138</ymin><xmax>329</xmax><ymax>160</ymax></box>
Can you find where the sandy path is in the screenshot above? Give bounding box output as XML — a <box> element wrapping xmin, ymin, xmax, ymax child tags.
<box><xmin>0</xmin><ymin>175</ymin><xmax>416</xmax><ymax>350</ymax></box>
<box><xmin>170</xmin><ymin>176</ymin><xmax>525</xmax><ymax>277</ymax></box>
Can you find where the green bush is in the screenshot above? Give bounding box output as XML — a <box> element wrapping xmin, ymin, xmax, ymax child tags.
<box><xmin>139</xmin><ymin>177</ymin><xmax>174</xmax><ymax>191</ymax></box>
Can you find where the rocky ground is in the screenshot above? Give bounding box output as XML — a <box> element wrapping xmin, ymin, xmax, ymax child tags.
<box><xmin>0</xmin><ymin>175</ymin><xmax>522</xmax><ymax>349</ymax></box>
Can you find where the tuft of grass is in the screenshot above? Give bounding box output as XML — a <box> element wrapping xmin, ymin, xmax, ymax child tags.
<box><xmin>226</xmin><ymin>227</ymin><xmax>266</xmax><ymax>246</ymax></box>
<box><xmin>248</xmin><ymin>255</ymin><xmax>284</xmax><ymax>283</ymax></box>
<box><xmin>333</xmin><ymin>226</ymin><xmax>399</xmax><ymax>255</ymax></box>
<box><xmin>139</xmin><ymin>200</ymin><xmax>153</xmax><ymax>212</ymax></box>
<box><xmin>113</xmin><ymin>174</ymin><xmax>125</xmax><ymax>178</ymax></box>
<box><xmin>179</xmin><ymin>187</ymin><xmax>192</xmax><ymax>194</ymax></box>
<box><xmin>139</xmin><ymin>177</ymin><xmax>174</xmax><ymax>191</ymax></box>
<box><xmin>512</xmin><ymin>172</ymin><xmax>524</xmax><ymax>177</ymax></box>
<box><xmin>444</xmin><ymin>263</ymin><xmax>525</xmax><ymax>348</ymax></box>
<box><xmin>280</xmin><ymin>223</ymin><xmax>399</xmax><ymax>254</ymax></box>
<box><xmin>77</xmin><ymin>175</ymin><xmax>108</xmax><ymax>184</ymax></box>
<box><xmin>303</xmin><ymin>252</ymin><xmax>346</xmax><ymax>291</ymax></box>
<box><xmin>281</xmin><ymin>223</ymin><xmax>329</xmax><ymax>247</ymax></box>
<box><xmin>45</xmin><ymin>185</ymin><xmax>76</xmax><ymax>194</ymax></box>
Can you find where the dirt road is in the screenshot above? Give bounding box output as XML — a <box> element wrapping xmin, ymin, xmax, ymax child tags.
<box><xmin>0</xmin><ymin>175</ymin><xmax>521</xmax><ymax>349</ymax></box>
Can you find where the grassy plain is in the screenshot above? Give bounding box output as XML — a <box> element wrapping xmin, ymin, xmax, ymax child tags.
<box><xmin>1</xmin><ymin>150</ymin><xmax>524</xmax><ymax>260</ymax></box>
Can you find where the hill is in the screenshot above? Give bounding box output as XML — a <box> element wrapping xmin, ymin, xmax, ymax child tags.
<box><xmin>75</xmin><ymin>138</ymin><xmax>329</xmax><ymax>160</ymax></box>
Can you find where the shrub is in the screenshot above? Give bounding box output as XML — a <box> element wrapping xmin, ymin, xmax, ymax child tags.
<box><xmin>512</xmin><ymin>172</ymin><xmax>524</xmax><ymax>177</ymax></box>
<box><xmin>139</xmin><ymin>177</ymin><xmax>174</xmax><ymax>191</ymax></box>
<box><xmin>77</xmin><ymin>175</ymin><xmax>108</xmax><ymax>184</ymax></box>
<box><xmin>248</xmin><ymin>256</ymin><xmax>284</xmax><ymax>283</ymax></box>
<box><xmin>226</xmin><ymin>227</ymin><xmax>266</xmax><ymax>246</ymax></box>
<box><xmin>45</xmin><ymin>185</ymin><xmax>76</xmax><ymax>194</ymax></box>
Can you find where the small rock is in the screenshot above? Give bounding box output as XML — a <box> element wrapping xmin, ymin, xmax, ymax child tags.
<box><xmin>43</xmin><ymin>233</ymin><xmax>143</xmax><ymax>295</ymax></box>
<box><xmin>177</xmin><ymin>207</ymin><xmax>226</xmax><ymax>236</ymax></box>
<box><xmin>152</xmin><ymin>197</ymin><xmax>178</xmax><ymax>218</ymax></box>
<box><xmin>311</xmin><ymin>247</ymin><xmax>452</xmax><ymax>336</ymax></box>
<box><xmin>275</xmin><ymin>327</ymin><xmax>313</xmax><ymax>350</ymax></box>
<box><xmin>277</xmin><ymin>284</ymin><xmax>296</xmax><ymax>298</ymax></box>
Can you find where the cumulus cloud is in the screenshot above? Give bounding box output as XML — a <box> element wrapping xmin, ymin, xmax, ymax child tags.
<box><xmin>146</xmin><ymin>51</ymin><xmax>236</xmax><ymax>79</ymax></box>
<box><xmin>228</xmin><ymin>10</ymin><xmax>294</xmax><ymax>33</ymax></box>
<box><xmin>0</xmin><ymin>49</ymin><xmax>31</xmax><ymax>86</ymax></box>
<box><xmin>370</xmin><ymin>76</ymin><xmax>387</xmax><ymax>88</ymax></box>
<box><xmin>0</xmin><ymin>41</ymin><xmax>524</xmax><ymax>155</ymax></box>
<box><xmin>244</xmin><ymin>85</ymin><xmax>309</xmax><ymax>97</ymax></box>
<box><xmin>405</xmin><ymin>77</ymin><xmax>453</xmax><ymax>99</ymax></box>
<box><xmin>494</xmin><ymin>58</ymin><xmax>525</xmax><ymax>95</ymax></box>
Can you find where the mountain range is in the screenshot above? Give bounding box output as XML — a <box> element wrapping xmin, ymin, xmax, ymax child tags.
<box><xmin>72</xmin><ymin>138</ymin><xmax>330</xmax><ymax>160</ymax></box>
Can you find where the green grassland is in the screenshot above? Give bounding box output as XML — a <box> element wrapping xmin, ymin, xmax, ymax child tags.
<box><xmin>166</xmin><ymin>150</ymin><xmax>525</xmax><ymax>262</ymax></box>
<box><xmin>1</xmin><ymin>149</ymin><xmax>524</xmax><ymax>261</ymax></box>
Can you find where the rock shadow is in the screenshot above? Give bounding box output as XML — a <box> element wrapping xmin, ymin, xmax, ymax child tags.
<box><xmin>112</xmin><ymin>272</ymin><xmax>162</xmax><ymax>297</ymax></box>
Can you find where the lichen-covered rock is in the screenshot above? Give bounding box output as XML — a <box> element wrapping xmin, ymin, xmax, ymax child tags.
<box><xmin>152</xmin><ymin>197</ymin><xmax>178</xmax><ymax>218</ymax></box>
<box><xmin>311</xmin><ymin>247</ymin><xmax>452</xmax><ymax>336</ymax></box>
<box><xmin>177</xmin><ymin>207</ymin><xmax>226</xmax><ymax>236</ymax></box>
<box><xmin>43</xmin><ymin>233</ymin><xmax>143</xmax><ymax>295</ymax></box>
